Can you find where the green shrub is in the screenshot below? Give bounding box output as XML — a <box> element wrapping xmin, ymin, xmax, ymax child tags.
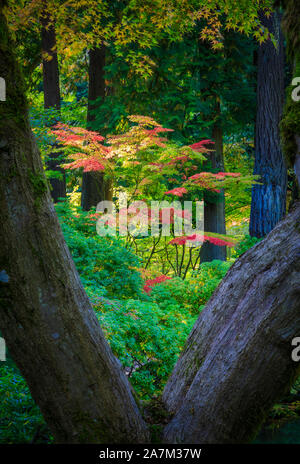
<box><xmin>95</xmin><ymin>298</ymin><xmax>196</xmax><ymax>399</ymax></box>
<box><xmin>233</xmin><ymin>235</ymin><xmax>262</xmax><ymax>258</ymax></box>
<box><xmin>151</xmin><ymin>260</ymin><xmax>232</xmax><ymax>314</ymax></box>
<box><xmin>56</xmin><ymin>201</ymin><xmax>144</xmax><ymax>301</ymax></box>
<box><xmin>0</xmin><ymin>364</ymin><xmax>50</xmax><ymax>444</ymax></box>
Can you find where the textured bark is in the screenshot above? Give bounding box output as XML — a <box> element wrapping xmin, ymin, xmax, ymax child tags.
<box><xmin>295</xmin><ymin>138</ymin><xmax>300</xmax><ymax>186</ymax></box>
<box><xmin>45</xmin><ymin>149</ymin><xmax>66</xmax><ymax>203</ymax></box>
<box><xmin>81</xmin><ymin>171</ymin><xmax>112</xmax><ymax>211</ymax></box>
<box><xmin>41</xmin><ymin>5</ymin><xmax>66</xmax><ymax>202</ymax></box>
<box><xmin>200</xmin><ymin>122</ymin><xmax>226</xmax><ymax>262</ymax></box>
<box><xmin>81</xmin><ymin>46</ymin><xmax>111</xmax><ymax>211</ymax></box>
<box><xmin>41</xmin><ymin>9</ymin><xmax>60</xmax><ymax>111</ymax></box>
<box><xmin>249</xmin><ymin>11</ymin><xmax>287</xmax><ymax>238</ymax></box>
<box><xmin>87</xmin><ymin>47</ymin><xmax>106</xmax><ymax>125</ymax></box>
<box><xmin>0</xmin><ymin>12</ymin><xmax>148</xmax><ymax>444</ymax></box>
<box><xmin>163</xmin><ymin>202</ymin><xmax>300</xmax><ymax>443</ymax></box>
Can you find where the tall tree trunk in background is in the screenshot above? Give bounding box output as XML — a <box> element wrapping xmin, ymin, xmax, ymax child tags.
<box><xmin>200</xmin><ymin>105</ymin><xmax>227</xmax><ymax>262</ymax></box>
<box><xmin>249</xmin><ymin>11</ymin><xmax>286</xmax><ymax>238</ymax></box>
<box><xmin>81</xmin><ymin>46</ymin><xmax>112</xmax><ymax>211</ymax></box>
<box><xmin>0</xmin><ymin>12</ymin><xmax>148</xmax><ymax>443</ymax></box>
<box><xmin>41</xmin><ymin>6</ymin><xmax>66</xmax><ymax>203</ymax></box>
<box><xmin>87</xmin><ymin>47</ymin><xmax>106</xmax><ymax>124</ymax></box>
<box><xmin>163</xmin><ymin>201</ymin><xmax>300</xmax><ymax>443</ymax></box>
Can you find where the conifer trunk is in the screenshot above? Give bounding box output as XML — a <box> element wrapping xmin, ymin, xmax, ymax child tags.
<box><xmin>200</xmin><ymin>120</ymin><xmax>227</xmax><ymax>262</ymax></box>
<box><xmin>81</xmin><ymin>46</ymin><xmax>112</xmax><ymax>211</ymax></box>
<box><xmin>41</xmin><ymin>4</ymin><xmax>66</xmax><ymax>203</ymax></box>
<box><xmin>249</xmin><ymin>10</ymin><xmax>287</xmax><ymax>237</ymax></box>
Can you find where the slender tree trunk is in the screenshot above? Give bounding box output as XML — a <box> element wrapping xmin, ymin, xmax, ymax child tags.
<box><xmin>41</xmin><ymin>5</ymin><xmax>66</xmax><ymax>203</ymax></box>
<box><xmin>249</xmin><ymin>11</ymin><xmax>287</xmax><ymax>238</ymax></box>
<box><xmin>81</xmin><ymin>46</ymin><xmax>112</xmax><ymax>211</ymax></box>
<box><xmin>200</xmin><ymin>119</ymin><xmax>227</xmax><ymax>262</ymax></box>
<box><xmin>163</xmin><ymin>201</ymin><xmax>300</xmax><ymax>443</ymax></box>
<box><xmin>87</xmin><ymin>47</ymin><xmax>106</xmax><ymax>124</ymax></box>
<box><xmin>41</xmin><ymin>10</ymin><xmax>60</xmax><ymax>111</ymax></box>
<box><xmin>0</xmin><ymin>12</ymin><xmax>148</xmax><ymax>443</ymax></box>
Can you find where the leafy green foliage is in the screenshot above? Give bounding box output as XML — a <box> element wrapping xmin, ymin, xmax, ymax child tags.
<box><xmin>56</xmin><ymin>201</ymin><xmax>144</xmax><ymax>300</ymax></box>
<box><xmin>0</xmin><ymin>364</ymin><xmax>50</xmax><ymax>444</ymax></box>
<box><xmin>95</xmin><ymin>297</ymin><xmax>195</xmax><ymax>399</ymax></box>
<box><xmin>29</xmin><ymin>96</ymin><xmax>87</xmax><ymax>184</ymax></box>
<box><xmin>224</xmin><ymin>136</ymin><xmax>255</xmax><ymax>228</ymax></box>
<box><xmin>151</xmin><ymin>260</ymin><xmax>232</xmax><ymax>314</ymax></box>
<box><xmin>233</xmin><ymin>235</ymin><xmax>262</xmax><ymax>258</ymax></box>
<box><xmin>91</xmin><ymin>31</ymin><xmax>256</xmax><ymax>143</ymax></box>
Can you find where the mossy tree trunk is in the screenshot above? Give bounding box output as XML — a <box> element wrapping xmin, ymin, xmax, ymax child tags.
<box><xmin>0</xmin><ymin>10</ymin><xmax>148</xmax><ymax>444</ymax></box>
<box><xmin>41</xmin><ymin>4</ymin><xmax>66</xmax><ymax>203</ymax></box>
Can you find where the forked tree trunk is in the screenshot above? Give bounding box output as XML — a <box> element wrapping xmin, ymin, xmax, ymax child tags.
<box><xmin>0</xmin><ymin>12</ymin><xmax>148</xmax><ymax>444</ymax></box>
<box><xmin>81</xmin><ymin>46</ymin><xmax>112</xmax><ymax>211</ymax></box>
<box><xmin>41</xmin><ymin>4</ymin><xmax>66</xmax><ymax>203</ymax></box>
<box><xmin>249</xmin><ymin>11</ymin><xmax>287</xmax><ymax>237</ymax></box>
<box><xmin>163</xmin><ymin>201</ymin><xmax>300</xmax><ymax>443</ymax></box>
<box><xmin>200</xmin><ymin>121</ymin><xmax>227</xmax><ymax>262</ymax></box>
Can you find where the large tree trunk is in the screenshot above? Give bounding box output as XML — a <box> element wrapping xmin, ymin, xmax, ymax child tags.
<box><xmin>200</xmin><ymin>121</ymin><xmax>227</xmax><ymax>262</ymax></box>
<box><xmin>81</xmin><ymin>46</ymin><xmax>112</xmax><ymax>211</ymax></box>
<box><xmin>41</xmin><ymin>5</ymin><xmax>66</xmax><ymax>203</ymax></box>
<box><xmin>0</xmin><ymin>11</ymin><xmax>148</xmax><ymax>444</ymax></box>
<box><xmin>249</xmin><ymin>11</ymin><xmax>287</xmax><ymax>238</ymax></box>
<box><xmin>162</xmin><ymin>201</ymin><xmax>300</xmax><ymax>443</ymax></box>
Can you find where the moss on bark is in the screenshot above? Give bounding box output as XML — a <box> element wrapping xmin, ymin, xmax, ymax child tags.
<box><xmin>0</xmin><ymin>10</ymin><xmax>28</xmax><ymax>132</ymax></box>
